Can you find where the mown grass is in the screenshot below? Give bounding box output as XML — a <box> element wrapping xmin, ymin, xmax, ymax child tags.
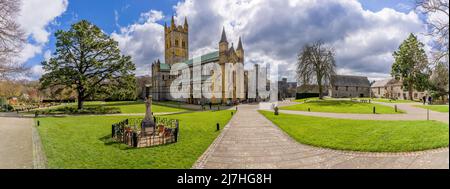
<box><xmin>37</xmin><ymin>110</ymin><xmax>234</xmax><ymax>169</ymax></box>
<box><xmin>259</xmin><ymin>111</ymin><xmax>449</xmax><ymax>152</ymax></box>
<box><xmin>89</xmin><ymin>101</ymin><xmax>186</xmax><ymax>113</ymax></box>
<box><xmin>293</xmin><ymin>97</ymin><xmax>320</xmax><ymax>103</ymax></box>
<box><xmin>414</xmin><ymin>105</ymin><xmax>449</xmax><ymax>113</ymax></box>
<box><xmin>32</xmin><ymin>101</ymin><xmax>185</xmax><ymax>114</ymax></box>
<box><xmin>281</xmin><ymin>99</ymin><xmax>403</xmax><ymax>114</ymax></box>
<box><xmin>355</xmin><ymin>98</ymin><xmax>417</xmax><ymax>103</ymax></box>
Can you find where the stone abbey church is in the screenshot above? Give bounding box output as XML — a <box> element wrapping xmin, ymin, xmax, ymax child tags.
<box><xmin>151</xmin><ymin>17</ymin><xmax>255</xmax><ymax>104</ymax></box>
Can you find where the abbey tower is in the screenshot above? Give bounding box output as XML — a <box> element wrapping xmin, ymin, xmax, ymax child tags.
<box><xmin>152</xmin><ymin>17</ymin><xmax>251</xmax><ymax>104</ymax></box>
<box><xmin>164</xmin><ymin>16</ymin><xmax>189</xmax><ymax>65</ymax></box>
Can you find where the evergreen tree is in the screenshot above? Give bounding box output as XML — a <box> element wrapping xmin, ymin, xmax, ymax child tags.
<box><xmin>391</xmin><ymin>33</ymin><xmax>430</xmax><ymax>100</ymax></box>
<box><xmin>40</xmin><ymin>20</ymin><xmax>136</xmax><ymax>109</ymax></box>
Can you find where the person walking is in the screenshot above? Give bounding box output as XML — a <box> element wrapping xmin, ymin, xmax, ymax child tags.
<box><xmin>428</xmin><ymin>96</ymin><xmax>432</xmax><ymax>105</ymax></box>
<box><xmin>422</xmin><ymin>96</ymin><xmax>426</xmax><ymax>105</ymax></box>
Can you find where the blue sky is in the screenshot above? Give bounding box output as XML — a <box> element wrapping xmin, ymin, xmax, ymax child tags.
<box><xmin>23</xmin><ymin>0</ymin><xmax>178</xmax><ymax>70</ymax></box>
<box><xmin>18</xmin><ymin>0</ymin><xmax>427</xmax><ymax>81</ymax></box>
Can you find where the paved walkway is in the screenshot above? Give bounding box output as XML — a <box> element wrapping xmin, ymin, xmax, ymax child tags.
<box><xmin>0</xmin><ymin>113</ymin><xmax>34</xmax><ymax>169</ymax></box>
<box><xmin>193</xmin><ymin>104</ymin><xmax>449</xmax><ymax>169</ymax></box>
<box><xmin>277</xmin><ymin>102</ymin><xmax>449</xmax><ymax>123</ymax></box>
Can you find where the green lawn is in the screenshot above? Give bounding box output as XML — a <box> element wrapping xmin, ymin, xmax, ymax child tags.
<box><xmin>281</xmin><ymin>99</ymin><xmax>404</xmax><ymax>114</ymax></box>
<box><xmin>293</xmin><ymin>97</ymin><xmax>320</xmax><ymax>103</ymax></box>
<box><xmin>33</xmin><ymin>101</ymin><xmax>185</xmax><ymax>114</ymax></box>
<box><xmin>37</xmin><ymin>110</ymin><xmax>234</xmax><ymax>169</ymax></box>
<box><xmin>414</xmin><ymin>105</ymin><xmax>449</xmax><ymax>113</ymax></box>
<box><xmin>356</xmin><ymin>98</ymin><xmax>416</xmax><ymax>103</ymax></box>
<box><xmin>85</xmin><ymin>101</ymin><xmax>186</xmax><ymax>113</ymax></box>
<box><xmin>260</xmin><ymin>111</ymin><xmax>449</xmax><ymax>152</ymax></box>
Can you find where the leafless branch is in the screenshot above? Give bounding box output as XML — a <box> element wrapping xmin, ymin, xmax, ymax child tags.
<box><xmin>0</xmin><ymin>0</ymin><xmax>26</xmax><ymax>79</ymax></box>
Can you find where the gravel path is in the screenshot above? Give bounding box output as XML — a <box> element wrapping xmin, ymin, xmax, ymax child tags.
<box><xmin>0</xmin><ymin>114</ymin><xmax>34</xmax><ymax>169</ymax></box>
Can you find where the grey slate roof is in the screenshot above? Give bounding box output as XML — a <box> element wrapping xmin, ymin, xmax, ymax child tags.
<box><xmin>371</xmin><ymin>78</ymin><xmax>403</xmax><ymax>87</ymax></box>
<box><xmin>330</xmin><ymin>75</ymin><xmax>370</xmax><ymax>87</ymax></box>
<box><xmin>371</xmin><ymin>78</ymin><xmax>392</xmax><ymax>87</ymax></box>
<box><xmin>158</xmin><ymin>51</ymin><xmax>220</xmax><ymax>71</ymax></box>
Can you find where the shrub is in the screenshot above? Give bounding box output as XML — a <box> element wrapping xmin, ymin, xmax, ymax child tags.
<box><xmin>35</xmin><ymin>106</ymin><xmax>121</xmax><ymax>115</ymax></box>
<box><xmin>0</xmin><ymin>104</ymin><xmax>13</xmax><ymax>112</ymax></box>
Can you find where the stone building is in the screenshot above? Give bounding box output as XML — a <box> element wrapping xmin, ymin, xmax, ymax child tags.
<box><xmin>278</xmin><ymin>78</ymin><xmax>297</xmax><ymax>99</ymax></box>
<box><xmin>328</xmin><ymin>75</ymin><xmax>370</xmax><ymax>98</ymax></box>
<box><xmin>371</xmin><ymin>78</ymin><xmax>426</xmax><ymax>100</ymax></box>
<box><xmin>151</xmin><ymin>17</ymin><xmax>250</xmax><ymax>104</ymax></box>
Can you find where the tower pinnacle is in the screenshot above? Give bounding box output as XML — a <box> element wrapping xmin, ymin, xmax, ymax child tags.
<box><xmin>237</xmin><ymin>36</ymin><xmax>243</xmax><ymax>50</ymax></box>
<box><xmin>220</xmin><ymin>27</ymin><xmax>228</xmax><ymax>43</ymax></box>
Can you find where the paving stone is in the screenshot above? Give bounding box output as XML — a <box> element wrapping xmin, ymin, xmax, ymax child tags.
<box><xmin>0</xmin><ymin>117</ymin><xmax>33</xmax><ymax>169</ymax></box>
<box><xmin>193</xmin><ymin>104</ymin><xmax>449</xmax><ymax>169</ymax></box>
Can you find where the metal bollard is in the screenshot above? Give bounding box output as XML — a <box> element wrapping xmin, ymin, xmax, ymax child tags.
<box><xmin>231</xmin><ymin>112</ymin><xmax>233</xmax><ymax>116</ymax></box>
<box><xmin>37</xmin><ymin>120</ymin><xmax>40</xmax><ymax>126</ymax></box>
<box><xmin>216</xmin><ymin>123</ymin><xmax>220</xmax><ymax>131</ymax></box>
<box><xmin>427</xmin><ymin>109</ymin><xmax>429</xmax><ymax>121</ymax></box>
<box><xmin>394</xmin><ymin>105</ymin><xmax>397</xmax><ymax>112</ymax></box>
<box><xmin>373</xmin><ymin>106</ymin><xmax>376</xmax><ymax>114</ymax></box>
<box><xmin>111</xmin><ymin>124</ymin><xmax>115</xmax><ymax>138</ymax></box>
<box><xmin>132</xmin><ymin>132</ymin><xmax>138</xmax><ymax>147</ymax></box>
<box><xmin>308</xmin><ymin>108</ymin><xmax>310</xmax><ymax>112</ymax></box>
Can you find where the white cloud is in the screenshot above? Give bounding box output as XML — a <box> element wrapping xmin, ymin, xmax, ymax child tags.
<box><xmin>18</xmin><ymin>43</ymin><xmax>42</xmax><ymax>64</ymax></box>
<box><xmin>18</xmin><ymin>0</ymin><xmax>68</xmax><ymax>44</ymax></box>
<box><xmin>111</xmin><ymin>10</ymin><xmax>165</xmax><ymax>76</ymax></box>
<box><xmin>30</xmin><ymin>64</ymin><xmax>45</xmax><ymax>78</ymax></box>
<box><xmin>114</xmin><ymin>0</ymin><xmax>430</xmax><ymax>81</ymax></box>
<box><xmin>43</xmin><ymin>50</ymin><xmax>52</xmax><ymax>61</ymax></box>
<box><xmin>16</xmin><ymin>0</ymin><xmax>68</xmax><ymax>71</ymax></box>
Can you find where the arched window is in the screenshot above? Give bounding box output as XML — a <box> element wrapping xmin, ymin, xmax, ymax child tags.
<box><xmin>175</xmin><ymin>39</ymin><xmax>179</xmax><ymax>47</ymax></box>
<box><xmin>182</xmin><ymin>41</ymin><xmax>186</xmax><ymax>48</ymax></box>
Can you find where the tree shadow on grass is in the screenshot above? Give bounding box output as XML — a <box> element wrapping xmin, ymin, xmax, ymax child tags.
<box><xmin>307</xmin><ymin>100</ymin><xmax>360</xmax><ymax>107</ymax></box>
<box><xmin>99</xmin><ymin>134</ymin><xmax>134</xmax><ymax>150</ymax></box>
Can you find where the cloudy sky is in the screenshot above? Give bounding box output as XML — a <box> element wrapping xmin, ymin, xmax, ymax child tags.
<box><xmin>17</xmin><ymin>0</ymin><xmax>433</xmax><ymax>81</ymax></box>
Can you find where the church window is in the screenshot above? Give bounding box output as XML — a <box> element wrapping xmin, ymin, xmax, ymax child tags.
<box><xmin>175</xmin><ymin>39</ymin><xmax>179</xmax><ymax>47</ymax></box>
<box><xmin>345</xmin><ymin>86</ymin><xmax>348</xmax><ymax>91</ymax></box>
<box><xmin>182</xmin><ymin>41</ymin><xmax>186</xmax><ymax>48</ymax></box>
<box><xmin>356</xmin><ymin>87</ymin><xmax>359</xmax><ymax>91</ymax></box>
<box><xmin>335</xmin><ymin>86</ymin><xmax>338</xmax><ymax>90</ymax></box>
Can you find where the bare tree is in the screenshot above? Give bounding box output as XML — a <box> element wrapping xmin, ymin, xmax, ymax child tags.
<box><xmin>416</xmin><ymin>0</ymin><xmax>449</xmax><ymax>64</ymax></box>
<box><xmin>0</xmin><ymin>0</ymin><xmax>26</xmax><ymax>79</ymax></box>
<box><xmin>296</xmin><ymin>41</ymin><xmax>336</xmax><ymax>99</ymax></box>
<box><xmin>416</xmin><ymin>1</ymin><xmax>449</xmax><ymax>99</ymax></box>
